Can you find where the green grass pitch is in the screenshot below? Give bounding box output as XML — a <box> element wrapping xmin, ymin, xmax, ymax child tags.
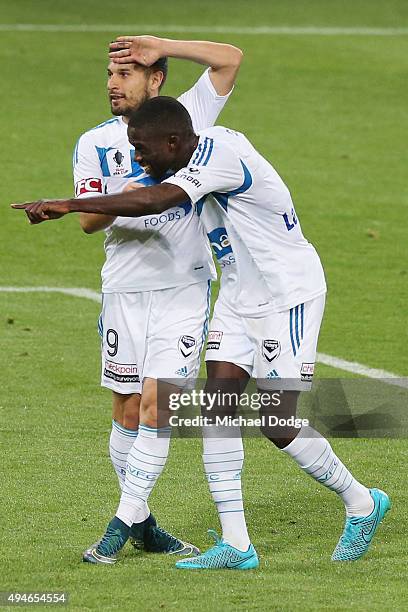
<box><xmin>1</xmin><ymin>1</ymin><xmax>407</xmax><ymax>610</ymax></box>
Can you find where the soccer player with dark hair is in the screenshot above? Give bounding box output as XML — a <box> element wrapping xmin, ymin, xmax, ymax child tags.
<box><xmin>14</xmin><ymin>96</ymin><xmax>390</xmax><ymax>570</ymax></box>
<box><xmin>71</xmin><ymin>35</ymin><xmax>242</xmax><ymax>560</ymax></box>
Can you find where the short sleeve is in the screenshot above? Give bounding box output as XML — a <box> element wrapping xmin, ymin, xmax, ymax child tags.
<box><xmin>177</xmin><ymin>68</ymin><xmax>233</xmax><ymax>132</ymax></box>
<box><xmin>72</xmin><ymin>133</ymin><xmax>104</xmax><ymax>199</ymax></box>
<box><xmin>163</xmin><ymin>140</ymin><xmax>244</xmax><ymax>204</ymax></box>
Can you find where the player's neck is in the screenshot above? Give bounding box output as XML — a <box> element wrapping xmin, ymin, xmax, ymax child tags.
<box><xmin>175</xmin><ymin>135</ymin><xmax>199</xmax><ymax>172</ymax></box>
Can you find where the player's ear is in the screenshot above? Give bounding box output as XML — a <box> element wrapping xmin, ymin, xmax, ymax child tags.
<box><xmin>148</xmin><ymin>69</ymin><xmax>164</xmax><ymax>94</ymax></box>
<box><xmin>168</xmin><ymin>135</ymin><xmax>179</xmax><ymax>150</ymax></box>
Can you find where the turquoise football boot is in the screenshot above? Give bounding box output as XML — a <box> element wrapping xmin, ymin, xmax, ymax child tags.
<box><xmin>332</xmin><ymin>488</ymin><xmax>391</xmax><ymax>561</ymax></box>
<box><xmin>175</xmin><ymin>530</ymin><xmax>259</xmax><ymax>570</ymax></box>
<box><xmin>83</xmin><ymin>517</ymin><xmax>129</xmax><ymax>565</ymax></box>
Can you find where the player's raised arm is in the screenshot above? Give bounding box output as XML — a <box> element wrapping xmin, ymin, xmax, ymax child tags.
<box><xmin>11</xmin><ymin>183</ymin><xmax>188</xmax><ymax>224</ymax></box>
<box><xmin>109</xmin><ymin>36</ymin><xmax>243</xmax><ymax>95</ymax></box>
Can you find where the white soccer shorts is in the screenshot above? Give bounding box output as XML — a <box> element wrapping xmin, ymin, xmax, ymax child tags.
<box><xmin>99</xmin><ymin>281</ymin><xmax>211</xmax><ymax>394</ymax></box>
<box><xmin>205</xmin><ymin>293</ymin><xmax>326</xmax><ymax>390</ymax></box>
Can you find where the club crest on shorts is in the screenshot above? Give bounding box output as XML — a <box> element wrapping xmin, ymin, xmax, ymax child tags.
<box><xmin>178</xmin><ymin>335</ymin><xmax>196</xmax><ymax>358</ymax></box>
<box><xmin>262</xmin><ymin>339</ymin><xmax>281</xmax><ymax>362</ymax></box>
<box><xmin>300</xmin><ymin>362</ymin><xmax>315</xmax><ymax>382</ymax></box>
<box><xmin>206</xmin><ymin>330</ymin><xmax>223</xmax><ymax>350</ymax></box>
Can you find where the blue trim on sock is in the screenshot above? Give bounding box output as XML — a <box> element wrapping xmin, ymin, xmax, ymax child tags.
<box><xmin>112</xmin><ymin>420</ymin><xmax>139</xmax><ymax>437</ymax></box>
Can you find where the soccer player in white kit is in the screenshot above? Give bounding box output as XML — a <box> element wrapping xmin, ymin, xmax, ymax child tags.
<box><xmin>14</xmin><ymin>97</ymin><xmax>391</xmax><ymax>569</ymax></box>
<box><xmin>72</xmin><ymin>36</ymin><xmax>242</xmax><ymax>559</ymax></box>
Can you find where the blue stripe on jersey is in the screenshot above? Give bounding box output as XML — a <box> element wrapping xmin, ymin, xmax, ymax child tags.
<box><xmin>192</xmin><ymin>143</ymin><xmax>203</xmax><ymax>165</ymax></box>
<box><xmin>98</xmin><ymin>294</ymin><xmax>104</xmax><ymax>338</ymax></box>
<box><xmin>196</xmin><ymin>137</ymin><xmax>209</xmax><ymax>165</ymax></box>
<box><xmin>199</xmin><ymin>280</ymin><xmax>212</xmax><ymax>356</ymax></box>
<box><xmin>212</xmin><ymin>159</ymin><xmax>253</xmax><ymax>211</ymax></box>
<box><xmin>178</xmin><ymin>202</ymin><xmax>193</xmax><ymax>215</ymax></box>
<box><xmin>95</xmin><ymin>146</ymin><xmax>112</xmax><ymax>176</ymax></box>
<box><xmin>202</xmin><ymin>138</ymin><xmax>214</xmax><ymax>166</ymax></box>
<box><xmin>91</xmin><ymin>117</ymin><xmax>120</xmax><ymax>131</ymax></box>
<box><xmin>97</xmin><ymin>314</ymin><xmax>103</xmax><ymax>338</ymax></box>
<box><xmin>196</xmin><ymin>196</ymin><xmax>206</xmax><ymax>217</ymax></box>
<box><xmin>289</xmin><ymin>308</ymin><xmax>297</xmax><ymax>356</ymax></box>
<box><xmin>295</xmin><ymin>306</ymin><xmax>300</xmax><ymax>348</ymax></box>
<box><xmin>124</xmin><ymin>151</ymin><xmax>148</xmax><ymax>178</ymax></box>
<box><xmin>300</xmin><ymin>303</ymin><xmax>304</xmax><ymax>339</ymax></box>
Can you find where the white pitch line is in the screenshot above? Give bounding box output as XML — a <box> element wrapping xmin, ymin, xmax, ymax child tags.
<box><xmin>316</xmin><ymin>352</ymin><xmax>406</xmax><ymax>384</ymax></box>
<box><xmin>0</xmin><ymin>24</ymin><xmax>408</xmax><ymax>36</ymax></box>
<box><xmin>1</xmin><ymin>285</ymin><xmax>406</xmax><ymax>387</ymax></box>
<box><xmin>0</xmin><ymin>285</ymin><xmax>101</xmax><ymax>303</ymax></box>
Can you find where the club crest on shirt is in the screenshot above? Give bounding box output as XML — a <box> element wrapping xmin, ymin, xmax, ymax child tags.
<box><xmin>106</xmin><ymin>148</ymin><xmax>130</xmax><ymax>176</ymax></box>
<box><xmin>114</xmin><ymin>150</ymin><xmax>124</xmax><ymax>166</ymax></box>
<box><xmin>178</xmin><ymin>335</ymin><xmax>196</xmax><ymax>358</ymax></box>
<box><xmin>262</xmin><ymin>339</ymin><xmax>281</xmax><ymax>362</ymax></box>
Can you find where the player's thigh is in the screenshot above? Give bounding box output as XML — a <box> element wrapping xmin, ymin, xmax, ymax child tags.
<box><xmin>100</xmin><ymin>292</ymin><xmax>148</xmax><ymax>395</ymax></box>
<box><xmin>249</xmin><ymin>294</ymin><xmax>326</xmax><ymax>392</ymax></box>
<box><xmin>143</xmin><ymin>281</ymin><xmax>211</xmax><ymax>384</ymax></box>
<box><xmin>205</xmin><ymin>294</ymin><xmax>254</xmax><ymax>377</ymax></box>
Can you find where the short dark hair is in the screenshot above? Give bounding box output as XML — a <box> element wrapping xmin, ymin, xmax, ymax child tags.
<box><xmin>149</xmin><ymin>57</ymin><xmax>168</xmax><ymax>91</ymax></box>
<box><xmin>128</xmin><ymin>96</ymin><xmax>194</xmax><ymax>136</ymax></box>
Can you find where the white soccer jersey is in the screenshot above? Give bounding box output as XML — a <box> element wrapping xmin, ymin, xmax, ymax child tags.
<box><xmin>165</xmin><ymin>126</ymin><xmax>327</xmax><ymax>315</ymax></box>
<box><xmin>73</xmin><ymin>69</ymin><xmax>232</xmax><ymax>292</ymax></box>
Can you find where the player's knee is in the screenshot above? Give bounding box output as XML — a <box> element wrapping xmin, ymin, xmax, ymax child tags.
<box><xmin>112</xmin><ymin>392</ymin><xmax>141</xmax><ymax>430</ymax></box>
<box><xmin>139</xmin><ymin>378</ymin><xmax>159</xmax><ymax>427</ymax></box>
<box><xmin>258</xmin><ymin>389</ymin><xmax>300</xmax><ymax>448</ymax></box>
<box><xmin>139</xmin><ymin>397</ymin><xmax>158</xmax><ymax>428</ymax></box>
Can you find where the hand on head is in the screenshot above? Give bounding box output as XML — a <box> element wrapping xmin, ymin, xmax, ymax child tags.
<box><xmin>109</xmin><ymin>35</ymin><xmax>163</xmax><ymax>66</ymax></box>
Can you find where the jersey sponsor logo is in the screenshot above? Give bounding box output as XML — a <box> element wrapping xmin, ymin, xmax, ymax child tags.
<box><xmin>143</xmin><ymin>210</ymin><xmax>185</xmax><ymax>227</ymax></box>
<box><xmin>104</xmin><ymin>360</ymin><xmax>140</xmax><ymax>383</ymax></box>
<box><xmin>176</xmin><ymin>172</ymin><xmax>202</xmax><ymax>187</ymax></box>
<box><xmin>207</xmin><ymin>227</ymin><xmax>233</xmax><ymax>260</ymax></box>
<box><xmin>262</xmin><ymin>340</ymin><xmax>281</xmax><ymax>363</ymax></box>
<box><xmin>300</xmin><ymin>362</ymin><xmax>315</xmax><ymax>382</ymax></box>
<box><xmin>283</xmin><ymin>207</ymin><xmax>298</xmax><ymax>231</ymax></box>
<box><xmin>206</xmin><ymin>330</ymin><xmax>223</xmax><ymax>350</ymax></box>
<box><xmin>178</xmin><ymin>335</ymin><xmax>196</xmax><ymax>358</ymax></box>
<box><xmin>75</xmin><ymin>177</ymin><xmax>103</xmax><ymax>197</ymax></box>
<box><xmin>188</xmin><ymin>167</ymin><xmax>200</xmax><ymax>174</ymax></box>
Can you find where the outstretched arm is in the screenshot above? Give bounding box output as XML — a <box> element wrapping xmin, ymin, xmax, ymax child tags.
<box><xmin>12</xmin><ymin>184</ymin><xmax>188</xmax><ymax>225</ymax></box>
<box><xmin>109</xmin><ymin>36</ymin><xmax>243</xmax><ymax>95</ymax></box>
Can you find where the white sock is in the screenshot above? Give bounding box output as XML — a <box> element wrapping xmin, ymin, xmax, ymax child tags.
<box><xmin>109</xmin><ymin>420</ymin><xmax>138</xmax><ymax>490</ymax></box>
<box><xmin>202</xmin><ymin>425</ymin><xmax>250</xmax><ymax>551</ymax></box>
<box><xmin>282</xmin><ymin>426</ymin><xmax>374</xmax><ymax>517</ymax></box>
<box><xmin>116</xmin><ymin>425</ymin><xmax>171</xmax><ymax>527</ymax></box>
